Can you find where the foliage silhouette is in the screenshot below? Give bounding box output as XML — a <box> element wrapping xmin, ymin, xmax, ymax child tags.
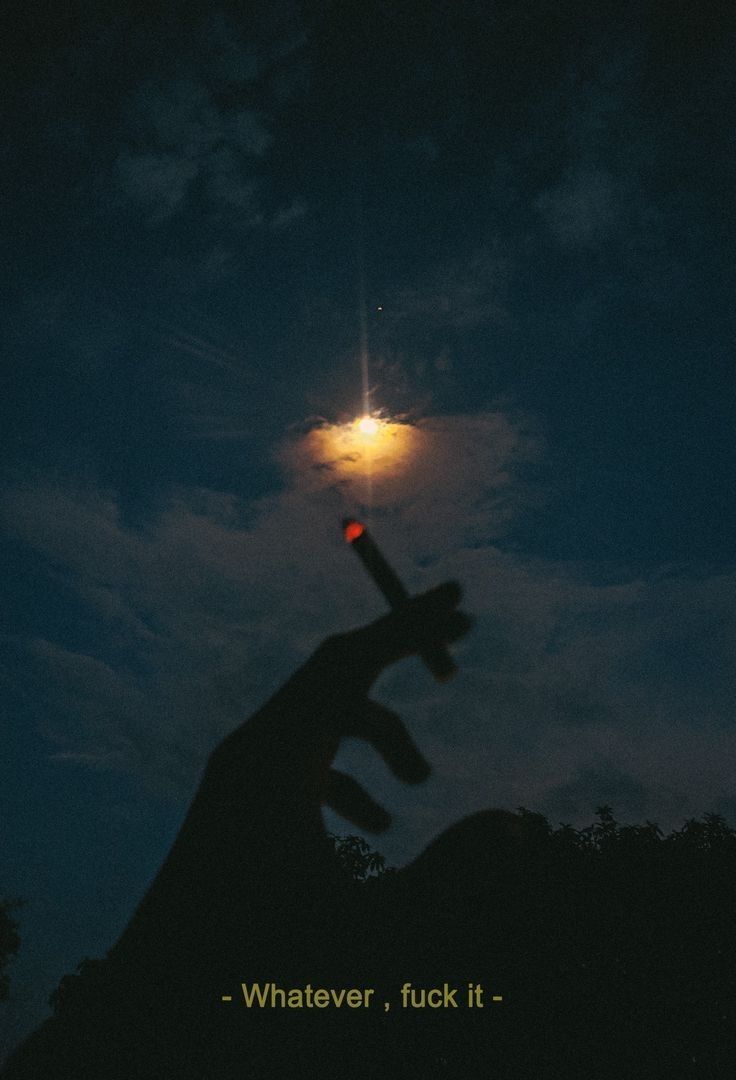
<box><xmin>0</xmin><ymin>900</ymin><xmax>20</xmax><ymax>1003</ymax></box>
<box><xmin>329</xmin><ymin>833</ymin><xmax>391</xmax><ymax>882</ymax></box>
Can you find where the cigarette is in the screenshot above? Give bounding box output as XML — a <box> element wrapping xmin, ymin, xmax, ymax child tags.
<box><xmin>342</xmin><ymin>518</ymin><xmax>457</xmax><ymax>682</ymax></box>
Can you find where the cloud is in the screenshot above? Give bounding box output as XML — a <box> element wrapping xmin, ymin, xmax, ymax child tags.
<box><xmin>115</xmin><ymin>150</ymin><xmax>199</xmax><ymax>224</ymax></box>
<box><xmin>108</xmin><ymin>5</ymin><xmax>309</xmax><ymax>229</ymax></box>
<box><xmin>361</xmin><ymin>249</ymin><xmax>512</xmax><ymax>411</ymax></box>
<box><xmin>386</xmin><ymin>248</ymin><xmax>509</xmax><ymax>332</ymax></box>
<box><xmin>2</xmin><ymin>413</ymin><xmax>734</xmax><ymax>861</ymax></box>
<box><xmin>114</xmin><ymin>76</ymin><xmax>273</xmax><ymax>224</ymax></box>
<box><xmin>528</xmin><ymin>44</ymin><xmax>674</xmax><ymax>275</ymax></box>
<box><xmin>11</xmin><ymin>7</ymin><xmax>308</xmax><ymax>234</ymax></box>
<box><xmin>271</xmin><ymin>199</ymin><xmax>307</xmax><ymax>230</ymax></box>
<box><xmin>535</xmin><ymin>166</ymin><xmax>617</xmax><ymax>248</ymax></box>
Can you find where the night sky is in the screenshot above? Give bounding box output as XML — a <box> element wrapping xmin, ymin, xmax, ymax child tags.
<box><xmin>2</xmin><ymin>0</ymin><xmax>735</xmax><ymax>1058</ymax></box>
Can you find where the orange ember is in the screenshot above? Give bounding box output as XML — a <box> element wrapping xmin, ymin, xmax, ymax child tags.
<box><xmin>343</xmin><ymin>520</ymin><xmax>366</xmax><ymax>543</ymax></box>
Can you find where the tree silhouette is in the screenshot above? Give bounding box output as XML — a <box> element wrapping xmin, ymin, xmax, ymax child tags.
<box><xmin>5</xmin><ymin>807</ymin><xmax>736</xmax><ymax>1078</ymax></box>
<box><xmin>0</xmin><ymin>898</ymin><xmax>20</xmax><ymax>1003</ymax></box>
<box><xmin>329</xmin><ymin>833</ymin><xmax>391</xmax><ymax>882</ymax></box>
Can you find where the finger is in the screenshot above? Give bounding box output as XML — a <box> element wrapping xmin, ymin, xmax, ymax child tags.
<box><xmin>347</xmin><ymin>699</ymin><xmax>430</xmax><ymax>784</ymax></box>
<box><xmin>337</xmin><ymin>582</ymin><xmax>472</xmax><ymax>684</ymax></box>
<box><xmin>323</xmin><ymin>768</ymin><xmax>391</xmax><ymax>833</ymax></box>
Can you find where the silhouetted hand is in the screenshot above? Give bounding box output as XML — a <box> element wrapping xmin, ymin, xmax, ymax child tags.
<box><xmin>112</xmin><ymin>582</ymin><xmax>470</xmax><ymax>962</ymax></box>
<box><xmin>210</xmin><ymin>580</ymin><xmax>470</xmax><ymax>834</ymax></box>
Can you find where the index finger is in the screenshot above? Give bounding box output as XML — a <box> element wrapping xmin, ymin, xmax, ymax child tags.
<box><xmin>323</xmin><ymin>582</ymin><xmax>471</xmax><ymax>687</ymax></box>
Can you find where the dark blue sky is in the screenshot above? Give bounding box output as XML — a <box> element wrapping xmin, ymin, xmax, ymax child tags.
<box><xmin>2</xmin><ymin>0</ymin><xmax>735</xmax><ymax>1059</ymax></box>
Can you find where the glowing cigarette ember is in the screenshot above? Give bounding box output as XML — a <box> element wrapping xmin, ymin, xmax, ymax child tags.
<box><xmin>342</xmin><ymin>518</ymin><xmax>457</xmax><ymax>682</ymax></box>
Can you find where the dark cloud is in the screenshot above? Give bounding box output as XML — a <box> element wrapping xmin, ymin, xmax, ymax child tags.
<box><xmin>540</xmin><ymin>763</ymin><xmax>649</xmax><ymax>822</ymax></box>
<box><xmin>388</xmin><ymin>249</ymin><xmax>509</xmax><ymax>332</ymax></box>
<box><xmin>115</xmin><ymin>149</ymin><xmax>199</xmax><ymax>223</ymax></box>
<box><xmin>114</xmin><ymin>77</ymin><xmax>273</xmax><ymax>224</ymax></box>
<box><xmin>535</xmin><ymin>166</ymin><xmax>618</xmax><ymax>248</ymax></box>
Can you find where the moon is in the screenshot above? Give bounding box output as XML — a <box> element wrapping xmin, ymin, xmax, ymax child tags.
<box><xmin>305</xmin><ymin>415</ymin><xmax>418</xmax><ymax>482</ymax></box>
